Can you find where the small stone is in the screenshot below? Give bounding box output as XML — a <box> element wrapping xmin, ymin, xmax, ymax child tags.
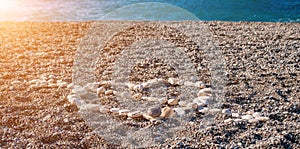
<box><xmin>58</xmin><ymin>82</ymin><xmax>68</xmax><ymax>88</ymax></box>
<box><xmin>246</xmin><ymin>110</ymin><xmax>255</xmax><ymax>115</ymax></box>
<box><xmin>85</xmin><ymin>82</ymin><xmax>99</xmax><ymax>92</ymax></box>
<box><xmin>222</xmin><ymin>109</ymin><xmax>232</xmax><ymax>116</ymax></box>
<box><xmin>72</xmin><ymin>86</ymin><xmax>87</xmax><ymax>96</ymax></box>
<box><xmin>105</xmin><ymin>90</ymin><xmax>114</xmax><ymax>95</ymax></box>
<box><xmin>119</xmin><ymin>109</ymin><xmax>131</xmax><ymax>116</ymax></box>
<box><xmin>197</xmin><ymin>88</ymin><xmax>212</xmax><ymax>96</ymax></box>
<box><xmin>183</xmin><ymin>81</ymin><xmax>194</xmax><ymax>87</ymax></box>
<box><xmin>82</xmin><ymin>104</ymin><xmax>101</xmax><ymax>111</ymax></box>
<box><xmin>110</xmin><ymin>108</ymin><xmax>120</xmax><ymax>114</ymax></box>
<box><xmin>67</xmin><ymin>83</ymin><xmax>74</xmax><ymax>89</ymax></box>
<box><xmin>97</xmin><ymin>87</ymin><xmax>106</xmax><ymax>95</ymax></box>
<box><xmin>256</xmin><ymin>116</ymin><xmax>270</xmax><ymax>122</ymax></box>
<box><xmin>178</xmin><ymin>101</ymin><xmax>188</xmax><ymax>107</ymax></box>
<box><xmin>133</xmin><ymin>84</ymin><xmax>144</xmax><ymax>92</ymax></box>
<box><xmin>121</xmin><ymin>91</ymin><xmax>131</xmax><ymax>99</ymax></box>
<box><xmin>63</xmin><ymin>118</ymin><xmax>69</xmax><ymax>123</ymax></box>
<box><xmin>99</xmin><ymin>81</ymin><xmax>111</xmax><ymax>87</ymax></box>
<box><xmin>241</xmin><ymin>115</ymin><xmax>254</xmax><ymax>120</ymax></box>
<box><xmin>132</xmin><ymin>93</ymin><xmax>142</xmax><ymax>100</ymax></box>
<box><xmin>234</xmin><ymin>119</ymin><xmax>244</xmax><ymax>122</ymax></box>
<box><xmin>168</xmin><ymin>98</ymin><xmax>179</xmax><ymax>106</ymax></box>
<box><xmin>168</xmin><ymin>78</ymin><xmax>182</xmax><ymax>85</ymax></box>
<box><xmin>147</xmin><ymin>107</ymin><xmax>162</xmax><ymax>118</ymax></box>
<box><xmin>158</xmin><ymin>98</ymin><xmax>168</xmax><ymax>104</ymax></box>
<box><xmin>209</xmin><ymin>108</ymin><xmax>221</xmax><ymax>113</ymax></box>
<box><xmin>248</xmin><ymin>119</ymin><xmax>259</xmax><ymax>123</ymax></box>
<box><xmin>193</xmin><ymin>96</ymin><xmax>210</xmax><ymax>105</ymax></box>
<box><xmin>126</xmin><ymin>82</ymin><xmax>136</xmax><ymax>90</ymax></box>
<box><xmin>186</xmin><ymin>103</ymin><xmax>198</xmax><ymax>110</ymax></box>
<box><xmin>160</xmin><ymin>107</ymin><xmax>172</xmax><ymax>118</ymax></box>
<box><xmin>232</xmin><ymin>113</ymin><xmax>240</xmax><ymax>118</ymax></box>
<box><xmin>173</xmin><ymin>108</ymin><xmax>186</xmax><ymax>116</ymax></box>
<box><xmin>224</xmin><ymin>118</ymin><xmax>233</xmax><ymax>123</ymax></box>
<box><xmin>128</xmin><ymin>111</ymin><xmax>142</xmax><ymax>118</ymax></box>
<box><xmin>147</xmin><ymin>97</ymin><xmax>159</xmax><ymax>102</ymax></box>
<box><xmin>99</xmin><ymin>106</ymin><xmax>109</xmax><ymax>113</ymax></box>
<box><xmin>194</xmin><ymin>81</ymin><xmax>206</xmax><ymax>89</ymax></box>
<box><xmin>141</xmin><ymin>82</ymin><xmax>151</xmax><ymax>88</ymax></box>
<box><xmin>252</xmin><ymin>112</ymin><xmax>262</xmax><ymax>118</ymax></box>
<box><xmin>198</xmin><ymin>107</ymin><xmax>209</xmax><ymax>113</ymax></box>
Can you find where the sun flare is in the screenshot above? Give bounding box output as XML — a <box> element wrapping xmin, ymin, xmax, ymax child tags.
<box><xmin>0</xmin><ymin>0</ymin><xmax>16</xmax><ymax>11</ymax></box>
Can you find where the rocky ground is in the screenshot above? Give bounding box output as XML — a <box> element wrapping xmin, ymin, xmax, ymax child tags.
<box><xmin>0</xmin><ymin>21</ymin><xmax>299</xmax><ymax>148</ymax></box>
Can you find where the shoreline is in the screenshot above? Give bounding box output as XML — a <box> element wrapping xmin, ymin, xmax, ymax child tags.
<box><xmin>0</xmin><ymin>21</ymin><xmax>299</xmax><ymax>148</ymax></box>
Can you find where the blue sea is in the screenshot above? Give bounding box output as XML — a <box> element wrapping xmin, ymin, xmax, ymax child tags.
<box><xmin>0</xmin><ymin>0</ymin><xmax>299</xmax><ymax>22</ymax></box>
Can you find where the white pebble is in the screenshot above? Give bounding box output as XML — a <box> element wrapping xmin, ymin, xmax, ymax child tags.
<box><xmin>234</xmin><ymin>119</ymin><xmax>244</xmax><ymax>122</ymax></box>
<box><xmin>178</xmin><ymin>101</ymin><xmax>188</xmax><ymax>107</ymax></box>
<box><xmin>209</xmin><ymin>108</ymin><xmax>221</xmax><ymax>113</ymax></box>
<box><xmin>119</xmin><ymin>109</ymin><xmax>131</xmax><ymax>116</ymax></box>
<box><xmin>173</xmin><ymin>108</ymin><xmax>186</xmax><ymax>116</ymax></box>
<box><xmin>168</xmin><ymin>78</ymin><xmax>181</xmax><ymax>85</ymax></box>
<box><xmin>252</xmin><ymin>112</ymin><xmax>262</xmax><ymax>118</ymax></box>
<box><xmin>147</xmin><ymin>97</ymin><xmax>159</xmax><ymax>102</ymax></box>
<box><xmin>222</xmin><ymin>109</ymin><xmax>232</xmax><ymax>116</ymax></box>
<box><xmin>256</xmin><ymin>116</ymin><xmax>270</xmax><ymax>122</ymax></box>
<box><xmin>193</xmin><ymin>96</ymin><xmax>210</xmax><ymax>105</ymax></box>
<box><xmin>232</xmin><ymin>113</ymin><xmax>240</xmax><ymax>118</ymax></box>
<box><xmin>197</xmin><ymin>88</ymin><xmax>212</xmax><ymax>96</ymax></box>
<box><xmin>168</xmin><ymin>98</ymin><xmax>179</xmax><ymax>106</ymax></box>
<box><xmin>183</xmin><ymin>81</ymin><xmax>194</xmax><ymax>87</ymax></box>
<box><xmin>198</xmin><ymin>107</ymin><xmax>209</xmax><ymax>113</ymax></box>
<box><xmin>248</xmin><ymin>119</ymin><xmax>259</xmax><ymax>123</ymax></box>
<box><xmin>224</xmin><ymin>118</ymin><xmax>234</xmax><ymax>123</ymax></box>
<box><xmin>241</xmin><ymin>115</ymin><xmax>254</xmax><ymax>120</ymax></box>
<box><xmin>110</xmin><ymin>108</ymin><xmax>120</xmax><ymax>114</ymax></box>
<box><xmin>187</xmin><ymin>103</ymin><xmax>198</xmax><ymax>110</ymax></box>
<box><xmin>128</xmin><ymin>111</ymin><xmax>142</xmax><ymax>118</ymax></box>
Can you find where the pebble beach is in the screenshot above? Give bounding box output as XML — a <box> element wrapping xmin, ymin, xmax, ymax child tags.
<box><xmin>0</xmin><ymin>21</ymin><xmax>299</xmax><ymax>148</ymax></box>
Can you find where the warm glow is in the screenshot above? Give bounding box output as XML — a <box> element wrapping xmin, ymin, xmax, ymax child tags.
<box><xmin>0</xmin><ymin>0</ymin><xmax>16</xmax><ymax>11</ymax></box>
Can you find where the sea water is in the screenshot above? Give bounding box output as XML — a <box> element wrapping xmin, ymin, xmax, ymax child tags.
<box><xmin>0</xmin><ymin>0</ymin><xmax>299</xmax><ymax>22</ymax></box>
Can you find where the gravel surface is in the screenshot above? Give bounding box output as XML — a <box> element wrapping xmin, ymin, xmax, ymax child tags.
<box><xmin>0</xmin><ymin>21</ymin><xmax>299</xmax><ymax>148</ymax></box>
